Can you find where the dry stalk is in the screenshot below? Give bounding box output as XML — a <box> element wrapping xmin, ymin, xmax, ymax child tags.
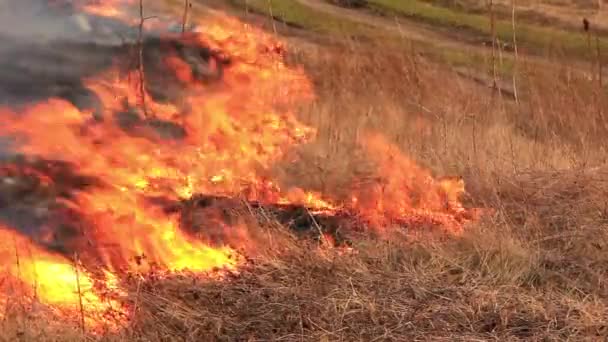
<box><xmin>73</xmin><ymin>253</ymin><xmax>86</xmax><ymax>335</ymax></box>
<box><xmin>11</xmin><ymin>235</ymin><xmax>26</xmax><ymax>332</ymax></box>
<box><xmin>129</xmin><ymin>273</ymin><xmax>143</xmax><ymax>338</ymax></box>
<box><xmin>584</xmin><ymin>18</ymin><xmax>593</xmax><ymax>80</ymax></box>
<box><xmin>305</xmin><ymin>208</ymin><xmax>331</xmax><ymax>247</ymax></box>
<box><xmin>138</xmin><ymin>0</ymin><xmax>149</xmax><ymax>118</ymax></box>
<box><xmin>497</xmin><ymin>38</ymin><xmax>504</xmax><ymax>100</ymax></box>
<box><xmin>489</xmin><ymin>0</ymin><xmax>498</xmax><ymax>91</ymax></box>
<box><xmin>240</xmin><ymin>197</ymin><xmax>276</xmax><ymax>251</ymax></box>
<box><xmin>12</xmin><ymin>236</ymin><xmax>21</xmax><ymax>290</ymax></box>
<box><xmin>133</xmin><ymin>1</ymin><xmax>158</xmax><ymax>118</ymax></box>
<box><xmin>181</xmin><ymin>0</ymin><xmax>190</xmax><ymax>34</ymax></box>
<box><xmin>594</xmin><ymin>31</ymin><xmax>604</xmax><ymax>130</ymax></box>
<box><xmin>2</xmin><ymin>288</ymin><xmax>10</xmax><ymax>324</ymax></box>
<box><xmin>266</xmin><ymin>0</ymin><xmax>277</xmax><ymax>36</ymax></box>
<box><xmin>595</xmin><ymin>33</ymin><xmax>603</xmax><ymax>89</ymax></box>
<box><xmin>23</xmin><ymin>242</ymin><xmax>38</xmax><ymax>303</ymax></box>
<box><xmin>511</xmin><ymin>0</ymin><xmax>519</xmax><ymax>104</ymax></box>
<box><xmin>472</xmin><ymin>113</ymin><xmax>478</xmax><ymax>166</ymax></box>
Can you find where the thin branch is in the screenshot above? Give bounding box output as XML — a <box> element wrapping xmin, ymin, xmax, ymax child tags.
<box><xmin>138</xmin><ymin>0</ymin><xmax>150</xmax><ymax>118</ymax></box>
<box><xmin>489</xmin><ymin>0</ymin><xmax>498</xmax><ymax>91</ymax></box>
<box><xmin>596</xmin><ymin>32</ymin><xmax>603</xmax><ymax>89</ymax></box>
<box><xmin>73</xmin><ymin>253</ymin><xmax>86</xmax><ymax>335</ymax></box>
<box><xmin>182</xmin><ymin>0</ymin><xmax>190</xmax><ymax>34</ymax></box>
<box><xmin>129</xmin><ymin>276</ymin><xmax>143</xmax><ymax>339</ymax></box>
<box><xmin>511</xmin><ymin>0</ymin><xmax>519</xmax><ymax>104</ymax></box>
<box><xmin>266</xmin><ymin>0</ymin><xmax>277</xmax><ymax>35</ymax></box>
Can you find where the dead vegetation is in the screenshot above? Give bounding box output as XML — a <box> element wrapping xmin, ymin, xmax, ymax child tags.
<box><xmin>2</xmin><ymin>2</ymin><xmax>608</xmax><ymax>341</ymax></box>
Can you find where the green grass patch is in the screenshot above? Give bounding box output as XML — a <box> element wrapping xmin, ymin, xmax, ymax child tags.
<box><xmin>367</xmin><ymin>0</ymin><xmax>607</xmax><ymax>61</ymax></box>
<box><xmin>228</xmin><ymin>0</ymin><xmax>376</xmax><ymax>36</ymax></box>
<box><xmin>225</xmin><ymin>0</ymin><xmax>514</xmax><ymax>76</ymax></box>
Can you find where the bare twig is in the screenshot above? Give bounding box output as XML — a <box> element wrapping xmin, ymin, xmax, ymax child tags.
<box><xmin>511</xmin><ymin>0</ymin><xmax>519</xmax><ymax>104</ymax></box>
<box><xmin>266</xmin><ymin>0</ymin><xmax>277</xmax><ymax>35</ymax></box>
<box><xmin>584</xmin><ymin>18</ymin><xmax>593</xmax><ymax>80</ymax></box>
<box><xmin>305</xmin><ymin>208</ymin><xmax>331</xmax><ymax>247</ymax></box>
<box><xmin>181</xmin><ymin>0</ymin><xmax>190</xmax><ymax>34</ymax></box>
<box><xmin>595</xmin><ymin>30</ymin><xmax>604</xmax><ymax>129</ymax></box>
<box><xmin>12</xmin><ymin>236</ymin><xmax>21</xmax><ymax>290</ymax></box>
<box><xmin>489</xmin><ymin>0</ymin><xmax>498</xmax><ymax>91</ymax></box>
<box><xmin>11</xmin><ymin>235</ymin><xmax>26</xmax><ymax>331</ymax></box>
<box><xmin>129</xmin><ymin>276</ymin><xmax>143</xmax><ymax>338</ymax></box>
<box><xmin>596</xmin><ymin>33</ymin><xmax>603</xmax><ymax>89</ymax></box>
<box><xmin>73</xmin><ymin>253</ymin><xmax>86</xmax><ymax>335</ymax></box>
<box><xmin>138</xmin><ymin>0</ymin><xmax>149</xmax><ymax>118</ymax></box>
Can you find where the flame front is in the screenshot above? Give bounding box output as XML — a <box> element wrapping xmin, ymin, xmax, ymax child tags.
<box><xmin>350</xmin><ymin>133</ymin><xmax>470</xmax><ymax>231</ymax></box>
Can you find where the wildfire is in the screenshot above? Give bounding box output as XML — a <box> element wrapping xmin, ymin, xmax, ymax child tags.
<box><xmin>0</xmin><ymin>0</ymin><xmax>481</xmax><ymax>334</ymax></box>
<box><xmin>0</xmin><ymin>224</ymin><xmax>124</xmax><ymax>330</ymax></box>
<box><xmin>350</xmin><ymin>133</ymin><xmax>470</xmax><ymax>231</ymax></box>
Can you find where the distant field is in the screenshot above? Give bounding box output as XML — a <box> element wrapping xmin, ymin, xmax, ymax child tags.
<box><xmin>417</xmin><ymin>0</ymin><xmax>608</xmax><ymax>32</ymax></box>
<box><xmin>225</xmin><ymin>0</ymin><xmax>517</xmax><ymax>77</ymax></box>
<box><xmin>230</xmin><ymin>0</ymin><xmax>376</xmax><ymax>36</ymax></box>
<box><xmin>365</xmin><ymin>0</ymin><xmax>608</xmax><ymax>61</ymax></box>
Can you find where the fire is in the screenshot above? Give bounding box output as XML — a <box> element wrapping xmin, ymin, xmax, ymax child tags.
<box><xmin>0</xmin><ymin>0</ymin><xmax>482</xmax><ymax>333</ymax></box>
<box><xmin>0</xmin><ymin>5</ymin><xmax>322</xmax><ymax>329</ymax></box>
<box><xmin>350</xmin><ymin>133</ymin><xmax>470</xmax><ymax>231</ymax></box>
<box><xmin>0</xmin><ymin>224</ymin><xmax>124</xmax><ymax>329</ymax></box>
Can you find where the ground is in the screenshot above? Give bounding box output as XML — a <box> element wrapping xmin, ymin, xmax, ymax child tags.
<box><xmin>2</xmin><ymin>0</ymin><xmax>608</xmax><ymax>341</ymax></box>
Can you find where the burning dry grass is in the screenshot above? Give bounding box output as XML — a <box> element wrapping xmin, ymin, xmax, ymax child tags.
<box><xmin>1</xmin><ymin>40</ymin><xmax>607</xmax><ymax>341</ymax></box>
<box><xmin>5</xmin><ymin>199</ymin><xmax>607</xmax><ymax>340</ymax></box>
<box><xmin>2</xmin><ymin>2</ymin><xmax>608</xmax><ymax>341</ymax></box>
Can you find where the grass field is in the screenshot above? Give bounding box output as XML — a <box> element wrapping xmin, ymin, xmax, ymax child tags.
<box><xmin>224</xmin><ymin>0</ymin><xmax>521</xmax><ymax>79</ymax></box>
<box><xmin>413</xmin><ymin>0</ymin><xmax>608</xmax><ymax>34</ymax></box>
<box><xmin>3</xmin><ymin>0</ymin><xmax>608</xmax><ymax>341</ymax></box>
<box><xmin>365</xmin><ymin>0</ymin><xmax>608</xmax><ymax>61</ymax></box>
<box><xmin>227</xmin><ymin>0</ymin><xmax>376</xmax><ymax>38</ymax></box>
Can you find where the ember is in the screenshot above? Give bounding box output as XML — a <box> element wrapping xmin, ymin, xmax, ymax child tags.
<box><xmin>0</xmin><ymin>0</ymin><xmax>484</xmax><ymax>333</ymax></box>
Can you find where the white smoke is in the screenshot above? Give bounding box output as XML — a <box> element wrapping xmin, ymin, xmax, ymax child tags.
<box><xmin>0</xmin><ymin>0</ymin><xmax>136</xmax><ymax>45</ymax></box>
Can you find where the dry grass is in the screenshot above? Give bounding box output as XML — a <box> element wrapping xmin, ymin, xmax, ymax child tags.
<box><xmin>3</xmin><ymin>6</ymin><xmax>608</xmax><ymax>342</ymax></box>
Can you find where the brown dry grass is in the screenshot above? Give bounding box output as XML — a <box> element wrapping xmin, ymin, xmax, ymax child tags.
<box><xmin>3</xmin><ymin>12</ymin><xmax>608</xmax><ymax>342</ymax></box>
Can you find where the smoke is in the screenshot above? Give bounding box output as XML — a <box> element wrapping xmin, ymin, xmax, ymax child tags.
<box><xmin>0</xmin><ymin>0</ymin><xmax>198</xmax><ymax>128</ymax></box>
<box><xmin>0</xmin><ymin>0</ymin><xmax>134</xmax><ymax>45</ymax></box>
<box><xmin>0</xmin><ymin>0</ymin><xmax>138</xmax><ymax>110</ymax></box>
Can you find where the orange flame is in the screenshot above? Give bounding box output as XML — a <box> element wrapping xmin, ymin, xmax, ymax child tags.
<box><xmin>0</xmin><ymin>224</ymin><xmax>124</xmax><ymax>330</ymax></box>
<box><xmin>347</xmin><ymin>133</ymin><xmax>471</xmax><ymax>232</ymax></box>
